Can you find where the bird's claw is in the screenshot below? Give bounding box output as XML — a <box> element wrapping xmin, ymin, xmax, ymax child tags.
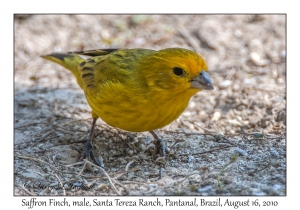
<box><xmin>84</xmin><ymin>141</ymin><xmax>103</xmax><ymax>167</ymax></box>
<box><xmin>155</xmin><ymin>138</ymin><xmax>170</xmax><ymax>157</ymax></box>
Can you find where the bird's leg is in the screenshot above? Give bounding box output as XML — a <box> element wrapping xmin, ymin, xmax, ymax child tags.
<box><xmin>149</xmin><ymin>130</ymin><xmax>170</xmax><ymax>157</ymax></box>
<box><xmin>84</xmin><ymin>118</ymin><xmax>104</xmax><ymax>167</ymax></box>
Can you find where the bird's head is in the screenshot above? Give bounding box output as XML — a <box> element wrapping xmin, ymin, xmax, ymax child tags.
<box><xmin>141</xmin><ymin>48</ymin><xmax>214</xmax><ymax>95</ymax></box>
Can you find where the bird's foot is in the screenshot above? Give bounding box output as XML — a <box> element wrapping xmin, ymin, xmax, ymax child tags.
<box><xmin>154</xmin><ymin>138</ymin><xmax>170</xmax><ymax>157</ymax></box>
<box><xmin>84</xmin><ymin>141</ymin><xmax>104</xmax><ymax>167</ymax></box>
<box><xmin>149</xmin><ymin>130</ymin><xmax>170</xmax><ymax>158</ymax></box>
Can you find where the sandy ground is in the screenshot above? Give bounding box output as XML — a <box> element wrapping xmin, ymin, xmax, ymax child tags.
<box><xmin>14</xmin><ymin>15</ymin><xmax>286</xmax><ymax>196</ymax></box>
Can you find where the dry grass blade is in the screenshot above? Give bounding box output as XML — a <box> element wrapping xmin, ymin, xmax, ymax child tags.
<box><xmin>80</xmin><ymin>159</ymin><xmax>121</xmax><ymax>196</ymax></box>
<box><xmin>15</xmin><ymin>184</ymin><xmax>38</xmax><ymax>196</ymax></box>
<box><xmin>16</xmin><ymin>155</ymin><xmax>61</xmax><ymax>172</ymax></box>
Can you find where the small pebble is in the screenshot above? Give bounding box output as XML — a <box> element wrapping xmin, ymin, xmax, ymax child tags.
<box><xmin>72</xmin><ymin>182</ymin><xmax>83</xmax><ymax>187</ymax></box>
<box><xmin>235</xmin><ymin>148</ymin><xmax>248</xmax><ymax>156</ymax></box>
<box><xmin>197</xmin><ymin>185</ymin><xmax>213</xmax><ymax>193</ymax></box>
<box><xmin>273</xmin><ymin>184</ymin><xmax>283</xmax><ymax>191</ymax></box>
<box><xmin>188</xmin><ymin>155</ymin><xmax>194</xmax><ymax>163</ymax></box>
<box><xmin>270</xmin><ymin>147</ymin><xmax>279</xmax><ymax>158</ymax></box>
<box><xmin>252</xmin><ymin>132</ymin><xmax>264</xmax><ymax>138</ymax></box>
<box><xmin>80</xmin><ymin>126</ymin><xmax>88</xmax><ymax>132</ymax></box>
<box><xmin>219</xmin><ymin>80</ymin><xmax>232</xmax><ymax>89</ymax></box>
<box><xmin>252</xmin><ymin>191</ymin><xmax>266</xmax><ymax>196</ymax></box>
<box><xmin>104</xmin><ymin>131</ymin><xmax>110</xmax><ymax>139</ymax></box>
<box><xmin>270</xmin><ymin>158</ymin><xmax>279</xmax><ymax>166</ymax></box>
<box><xmin>234</xmin><ymin>29</ymin><xmax>243</xmax><ymax>38</ymax></box>
<box><xmin>243</xmin><ymin>78</ymin><xmax>256</xmax><ymax>84</ymax></box>
<box><xmin>148</xmin><ymin>184</ymin><xmax>158</xmax><ymax>188</ymax></box>
<box><xmin>98</xmin><ymin>156</ymin><xmax>105</xmax><ymax>168</ymax></box>
<box><xmin>211</xmin><ymin>111</ymin><xmax>221</xmax><ymax>121</ymax></box>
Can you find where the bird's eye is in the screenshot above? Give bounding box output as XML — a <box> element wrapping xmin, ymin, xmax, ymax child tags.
<box><xmin>173</xmin><ymin>67</ymin><xmax>184</xmax><ymax>76</ymax></box>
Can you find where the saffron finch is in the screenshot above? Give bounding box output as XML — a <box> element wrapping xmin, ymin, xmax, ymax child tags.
<box><xmin>41</xmin><ymin>48</ymin><xmax>214</xmax><ymax>166</ymax></box>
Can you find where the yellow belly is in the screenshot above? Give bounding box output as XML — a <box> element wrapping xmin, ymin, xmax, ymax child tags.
<box><xmin>86</xmin><ymin>88</ymin><xmax>197</xmax><ymax>132</ymax></box>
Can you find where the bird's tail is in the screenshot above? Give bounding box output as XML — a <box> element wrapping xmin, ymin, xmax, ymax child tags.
<box><xmin>41</xmin><ymin>53</ymin><xmax>85</xmax><ymax>89</ymax></box>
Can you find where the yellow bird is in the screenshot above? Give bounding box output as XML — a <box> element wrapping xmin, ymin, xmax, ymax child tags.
<box><xmin>42</xmin><ymin>48</ymin><xmax>214</xmax><ymax>166</ymax></box>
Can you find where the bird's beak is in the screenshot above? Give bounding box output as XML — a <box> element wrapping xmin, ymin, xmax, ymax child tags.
<box><xmin>190</xmin><ymin>70</ymin><xmax>214</xmax><ymax>90</ymax></box>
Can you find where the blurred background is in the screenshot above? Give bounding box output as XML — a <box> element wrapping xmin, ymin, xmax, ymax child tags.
<box><xmin>14</xmin><ymin>15</ymin><xmax>286</xmax><ymax>196</ymax></box>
